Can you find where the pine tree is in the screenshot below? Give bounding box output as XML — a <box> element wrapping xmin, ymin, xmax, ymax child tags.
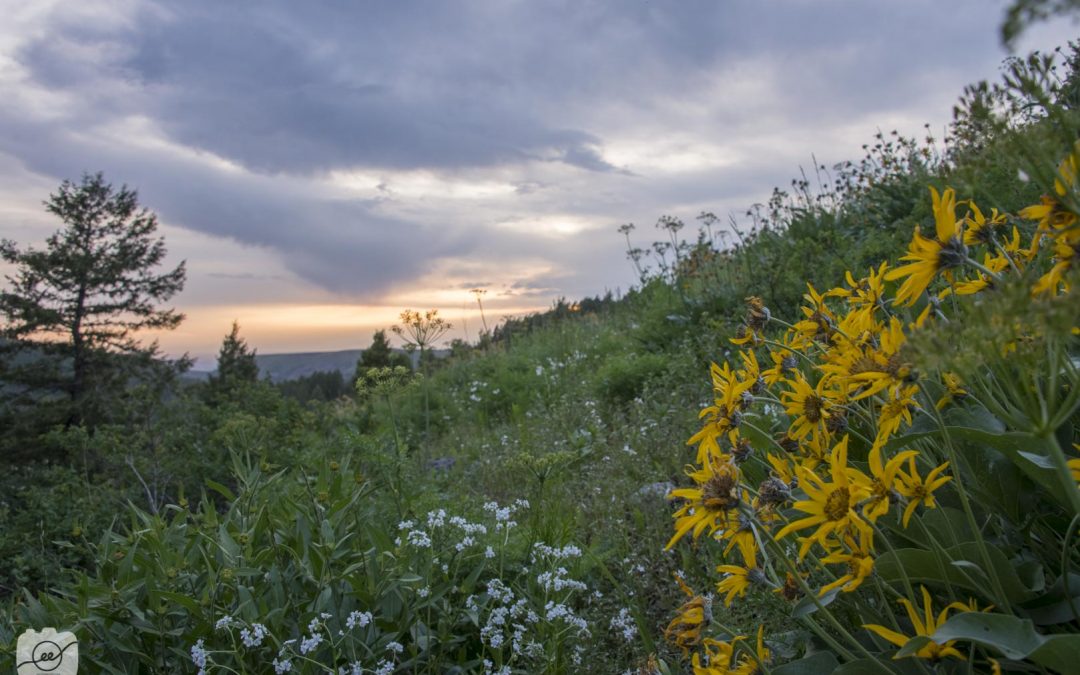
<box><xmin>353</xmin><ymin>329</ymin><xmax>410</xmax><ymax>385</ymax></box>
<box><xmin>210</xmin><ymin>321</ymin><xmax>259</xmax><ymax>395</ymax></box>
<box><xmin>0</xmin><ymin>172</ymin><xmax>186</xmax><ymax>427</ymax></box>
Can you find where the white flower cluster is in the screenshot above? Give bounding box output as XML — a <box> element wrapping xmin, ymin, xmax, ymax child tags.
<box><xmin>346</xmin><ymin>610</ymin><xmax>373</xmax><ymax>630</ymax></box>
<box><xmin>299</xmin><ymin>616</ymin><xmax>326</xmax><ymax>655</ymax></box>
<box><xmin>240</xmin><ymin>623</ymin><xmax>267</xmax><ymax>648</ymax></box>
<box><xmin>609</xmin><ymin>607</ymin><xmax>638</xmax><ymax>643</ymax></box>
<box><xmin>404</xmin><ymin>529</ymin><xmax>432</xmax><ymax>548</ymax></box>
<box><xmin>483</xmin><ymin>659</ymin><xmax>513</xmax><ymax>675</ymax></box>
<box><xmin>374</xmin><ymin>659</ymin><xmax>395</xmax><ymax>675</ymax></box>
<box><xmin>190</xmin><ymin>638</ymin><xmax>207</xmax><ymax>675</ymax></box>
<box><xmin>536</xmin><ymin>567</ymin><xmax>587</xmax><ymax>592</ymax></box>
<box><xmin>215</xmin><ymin>615</ymin><xmax>234</xmax><ymax>631</ymax></box>
<box><xmin>480</xmin><ymin>594</ymin><xmax>540</xmax><ymax>655</ymax></box>
<box><xmin>426</xmin><ymin>509</ymin><xmax>447</xmax><ymax>528</ymax></box>
<box><xmin>483</xmin><ymin>499</ymin><xmax>529</xmax><ymax>531</ymax></box>
<box><xmin>544</xmin><ymin>601</ymin><xmax>590</xmax><ymax>635</ymax></box>
<box><xmin>448</xmin><ymin>515</ymin><xmax>488</xmax><ymax>535</ymax></box>
<box><xmin>531</xmin><ymin>542</ymin><xmax>582</xmax><ymax>561</ymax></box>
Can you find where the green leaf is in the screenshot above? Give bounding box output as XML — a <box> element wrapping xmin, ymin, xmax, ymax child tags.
<box><xmin>876</xmin><ymin>543</ymin><xmax>1041</xmax><ymax>604</ymax></box>
<box><xmin>205</xmin><ymin>479</ymin><xmax>236</xmax><ymax>502</ymax></box>
<box><xmin>770</xmin><ymin>651</ymin><xmax>839</xmax><ymax>674</ymax></box>
<box><xmin>792</xmin><ymin>587</ymin><xmax>840</xmax><ymax>618</ymax></box>
<box><xmin>932</xmin><ymin>612</ymin><xmax>1080</xmax><ymax>672</ymax></box>
<box><xmin>894</xmin><ymin>635</ymin><xmax>933</xmax><ymax>658</ymax></box>
<box><xmin>1021</xmin><ymin>573</ymin><xmax>1080</xmax><ymax>625</ymax></box>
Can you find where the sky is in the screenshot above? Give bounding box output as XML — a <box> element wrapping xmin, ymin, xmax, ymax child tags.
<box><xmin>0</xmin><ymin>1</ymin><xmax>1075</xmax><ymax>367</ymax></box>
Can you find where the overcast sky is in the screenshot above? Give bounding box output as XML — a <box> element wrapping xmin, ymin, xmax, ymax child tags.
<box><xmin>0</xmin><ymin>1</ymin><xmax>1075</xmax><ymax>365</ymax></box>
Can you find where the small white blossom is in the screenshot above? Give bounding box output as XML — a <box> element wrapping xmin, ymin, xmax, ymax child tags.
<box><xmin>190</xmin><ymin>639</ymin><xmax>207</xmax><ymax>674</ymax></box>
<box><xmin>346</xmin><ymin>610</ymin><xmax>372</xmax><ymax>630</ymax></box>
<box><xmin>240</xmin><ymin>622</ymin><xmax>268</xmax><ymax>648</ymax></box>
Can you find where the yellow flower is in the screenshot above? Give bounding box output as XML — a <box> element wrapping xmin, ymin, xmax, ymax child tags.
<box><xmin>791</xmin><ymin>283</ymin><xmax>836</xmax><ymax>347</ymax></box>
<box><xmin>691</xmin><ymin>362</ymin><xmax>755</xmax><ymax>463</ymax></box>
<box><xmin>963</xmin><ymin>201</ymin><xmax>1007</xmax><ymax>247</ymax></box>
<box><xmin>716</xmin><ymin>512</ymin><xmax>758</xmax><ymax>567</ymax></box>
<box><xmin>954</xmin><ymin>251</ymin><xmax>1009</xmax><ymax>296</ymax></box>
<box><xmin>691</xmin><ymin>627</ymin><xmax>768</xmax><ymax>675</ymax></box>
<box><xmin>665</xmin><ymin>574</ymin><xmax>714</xmax><ymax>655</ymax></box>
<box><xmin>667</xmin><ymin>457</ymin><xmax>743</xmax><ymax>549</ymax></box>
<box><xmin>762</xmin><ymin>334</ymin><xmax>799</xmax><ymax>386</ymax></box>
<box><xmin>691</xmin><ymin>636</ymin><xmax>744</xmax><ymax>675</ymax></box>
<box><xmin>820</xmin><ymin>529</ymin><xmax>875</xmax><ymax>594</ymax></box>
<box><xmin>780</xmin><ymin>371</ymin><xmax>841</xmax><ymax>442</ymax></box>
<box><xmin>864</xmin><ymin>586</ymin><xmax>967</xmax><ymax>662</ymax></box>
<box><xmin>828</xmin><ymin>262</ymin><xmax>890</xmax><ymax>333</ymax></box>
<box><xmin>885</xmin><ymin>187</ymin><xmax>967</xmax><ymax>306</ymax></box>
<box><xmin>935</xmin><ymin>372</ymin><xmax>966</xmax><ymax>410</ymax></box>
<box><xmin>864</xmin><ymin>444</ymin><xmax>918</xmax><ymax>522</ymax></box>
<box><xmin>896</xmin><ymin>457</ymin><xmax>952</xmax><ymax>527</ymax></box>
<box><xmin>1032</xmin><ymin>232</ymin><xmax>1080</xmax><ymax>296</ymax></box>
<box><xmin>776</xmin><ymin>436</ymin><xmax>874</xmax><ymax>556</ymax></box>
<box><xmin>1019</xmin><ymin>144</ymin><xmax>1080</xmax><ymax>237</ymax></box>
<box><xmin>715</xmin><ymin>563</ymin><xmax>760</xmax><ymax>606</ymax></box>
<box><xmin>875</xmin><ymin>384</ymin><xmax>920</xmax><ymax>446</ymax></box>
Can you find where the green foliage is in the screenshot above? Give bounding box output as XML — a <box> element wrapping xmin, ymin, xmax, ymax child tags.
<box><xmin>278</xmin><ymin>370</ymin><xmax>350</xmax><ymax>404</ymax></box>
<box><xmin>594</xmin><ymin>352</ymin><xmax>668</xmax><ymax>408</ymax></box>
<box><xmin>0</xmin><ymin>172</ymin><xmax>186</xmax><ymax>429</ymax></box>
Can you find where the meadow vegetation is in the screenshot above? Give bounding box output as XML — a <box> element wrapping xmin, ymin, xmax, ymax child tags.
<box><xmin>2</xmin><ymin>36</ymin><xmax>1080</xmax><ymax>675</ymax></box>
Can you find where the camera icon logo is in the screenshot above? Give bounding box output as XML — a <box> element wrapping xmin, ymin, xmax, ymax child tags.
<box><xmin>16</xmin><ymin>627</ymin><xmax>78</xmax><ymax>675</ymax></box>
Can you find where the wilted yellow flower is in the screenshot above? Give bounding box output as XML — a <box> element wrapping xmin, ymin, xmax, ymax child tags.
<box><xmin>665</xmin><ymin>574</ymin><xmax>714</xmax><ymax>655</ymax></box>
<box><xmin>691</xmin><ymin>636</ymin><xmax>742</xmax><ymax>675</ymax></box>
<box><xmin>715</xmin><ymin>563</ymin><xmax>760</xmax><ymax>607</ymax></box>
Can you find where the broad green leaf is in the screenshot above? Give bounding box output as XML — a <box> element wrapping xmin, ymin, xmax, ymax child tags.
<box><xmin>932</xmin><ymin>611</ymin><xmax>1080</xmax><ymax>672</ymax></box>
<box><xmin>770</xmin><ymin>651</ymin><xmax>839</xmax><ymax>674</ymax></box>
<box><xmin>876</xmin><ymin>543</ymin><xmax>1041</xmax><ymax>604</ymax></box>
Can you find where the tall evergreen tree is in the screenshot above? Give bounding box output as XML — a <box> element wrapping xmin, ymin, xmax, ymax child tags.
<box><xmin>353</xmin><ymin>329</ymin><xmax>410</xmax><ymax>385</ymax></box>
<box><xmin>210</xmin><ymin>321</ymin><xmax>259</xmax><ymax>395</ymax></box>
<box><xmin>0</xmin><ymin>172</ymin><xmax>186</xmax><ymax>428</ymax></box>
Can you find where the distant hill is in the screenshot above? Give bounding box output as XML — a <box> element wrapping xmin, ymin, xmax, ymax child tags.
<box><xmin>255</xmin><ymin>350</ymin><xmax>364</xmax><ymax>382</ymax></box>
<box><xmin>187</xmin><ymin>347</ymin><xmax>435</xmax><ymax>383</ymax></box>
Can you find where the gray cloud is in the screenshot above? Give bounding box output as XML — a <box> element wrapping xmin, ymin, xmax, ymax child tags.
<box><xmin>0</xmin><ymin>0</ymin><xmax>1071</xmax><ymax>314</ymax></box>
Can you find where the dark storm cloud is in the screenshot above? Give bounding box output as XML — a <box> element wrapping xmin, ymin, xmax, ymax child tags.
<box><xmin>0</xmin><ymin>0</ymin><xmax>1061</xmax><ymax>303</ymax></box>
